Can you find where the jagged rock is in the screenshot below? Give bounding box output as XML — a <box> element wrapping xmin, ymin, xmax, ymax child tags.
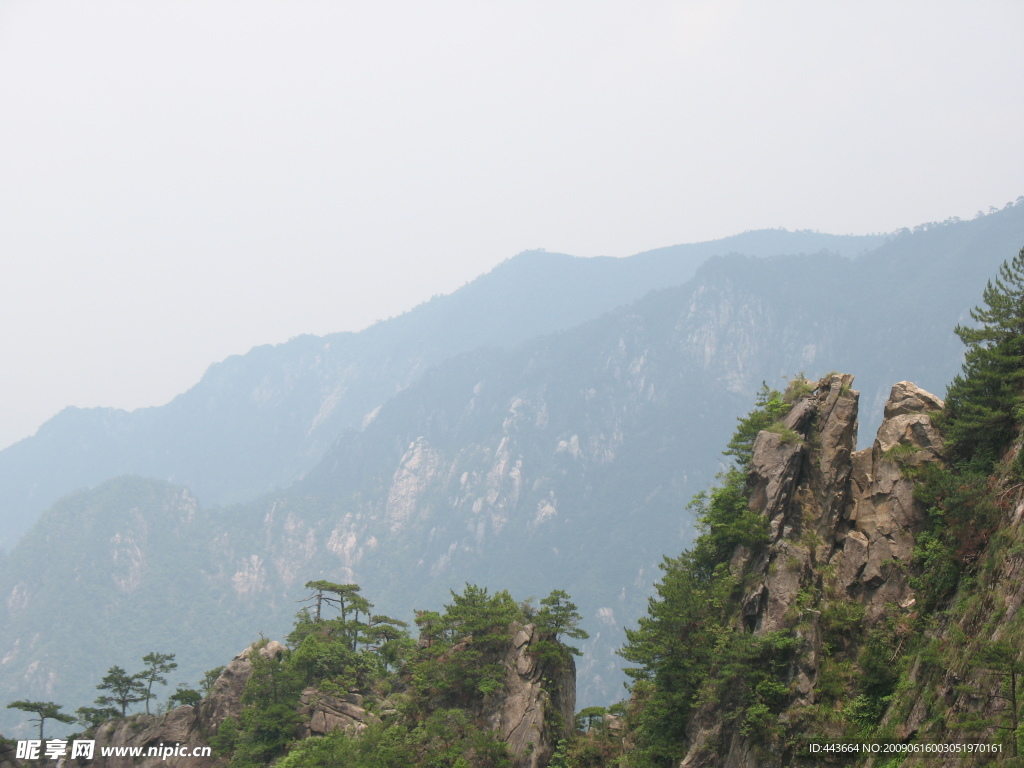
<box><xmin>484</xmin><ymin>623</ymin><xmax>576</xmax><ymax>768</ymax></box>
<box><xmin>199</xmin><ymin>640</ymin><xmax>285</xmax><ymax>731</ymax></box>
<box><xmin>812</xmin><ymin>373</ymin><xmax>858</xmax><ymax>522</ymax></box>
<box><xmin>846</xmin><ymin>382</ymin><xmax>943</xmax><ymax>618</ymax></box>
<box><xmin>748</xmin><ymin>429</ymin><xmax>806</xmax><ymax>539</ymax></box>
<box><xmin>73</xmin><ymin>640</ymin><xmax>285</xmax><ymax>768</ymax></box>
<box><xmin>683</xmin><ymin>375</ymin><xmax>944</xmax><ymax>766</ymax></box>
<box><xmin>297</xmin><ymin>688</ymin><xmax>377</xmax><ymax>737</ymax></box>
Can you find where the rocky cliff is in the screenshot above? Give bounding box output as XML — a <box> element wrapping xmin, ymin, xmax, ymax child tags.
<box><xmin>678</xmin><ymin>374</ymin><xmax>945</xmax><ymax>766</ymax></box>
<box><xmin>69</xmin><ymin>641</ymin><xmax>288</xmax><ymax>768</ymax></box>
<box><xmin>485</xmin><ymin>623</ymin><xmax>576</xmax><ymax>768</ymax></box>
<box><xmin>65</xmin><ymin>620</ymin><xmax>572</xmax><ymax>768</ymax></box>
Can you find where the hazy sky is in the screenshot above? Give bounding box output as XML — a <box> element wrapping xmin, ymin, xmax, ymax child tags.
<box><xmin>1</xmin><ymin>1</ymin><xmax>1022</xmax><ymax>450</ymax></box>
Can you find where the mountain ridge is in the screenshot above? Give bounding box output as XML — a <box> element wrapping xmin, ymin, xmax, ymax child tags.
<box><xmin>0</xmin><ymin>229</ymin><xmax>885</xmax><ymax>549</ymax></box>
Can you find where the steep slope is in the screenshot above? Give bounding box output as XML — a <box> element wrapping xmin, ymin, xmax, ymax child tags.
<box><xmin>0</xmin><ymin>230</ymin><xmax>882</xmax><ymax>549</ymax></box>
<box><xmin>599</xmin><ymin>375</ymin><xmax>945</xmax><ymax>767</ymax></box>
<box><xmin>683</xmin><ymin>376</ymin><xmax>943</xmax><ymax>766</ymax></box>
<box><xmin>595</xmin><ymin>244</ymin><xmax>1024</xmax><ymax>766</ymax></box>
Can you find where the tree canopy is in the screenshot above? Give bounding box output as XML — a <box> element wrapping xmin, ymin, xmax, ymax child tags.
<box><xmin>138</xmin><ymin>652</ymin><xmax>177</xmax><ymax>715</ymax></box>
<box><xmin>944</xmin><ymin>246</ymin><xmax>1024</xmax><ymax>471</ymax></box>
<box><xmin>6</xmin><ymin>700</ymin><xmax>75</xmax><ymax>741</ymax></box>
<box><xmin>94</xmin><ymin>665</ymin><xmax>147</xmax><ymax>717</ymax></box>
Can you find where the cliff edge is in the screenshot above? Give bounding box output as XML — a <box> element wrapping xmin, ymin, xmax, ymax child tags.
<box><xmin>679</xmin><ymin>374</ymin><xmax>944</xmax><ymax>766</ymax></box>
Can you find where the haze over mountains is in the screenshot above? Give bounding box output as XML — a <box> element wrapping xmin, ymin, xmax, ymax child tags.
<box><xmin>0</xmin><ymin>229</ymin><xmax>884</xmax><ymax>548</ymax></box>
<box><xmin>1</xmin><ymin>203</ymin><xmax>1022</xmax><ymax>735</ymax></box>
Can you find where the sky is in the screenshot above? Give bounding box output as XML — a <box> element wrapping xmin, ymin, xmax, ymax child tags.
<box><xmin>1</xmin><ymin>1</ymin><xmax>1022</xmax><ymax>451</ymax></box>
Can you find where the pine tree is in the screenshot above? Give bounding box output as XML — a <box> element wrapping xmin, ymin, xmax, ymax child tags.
<box><xmin>6</xmin><ymin>700</ymin><xmax>75</xmax><ymax>741</ymax></box>
<box><xmin>536</xmin><ymin>590</ymin><xmax>588</xmax><ymax>653</ymax></box>
<box><xmin>944</xmin><ymin>246</ymin><xmax>1024</xmax><ymax>470</ymax></box>
<box><xmin>138</xmin><ymin>652</ymin><xmax>177</xmax><ymax>715</ymax></box>
<box><xmin>95</xmin><ymin>665</ymin><xmax>147</xmax><ymax>717</ymax></box>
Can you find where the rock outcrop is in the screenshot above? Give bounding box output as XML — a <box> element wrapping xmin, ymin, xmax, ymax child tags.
<box><xmin>296</xmin><ymin>689</ymin><xmax>376</xmax><ymax>738</ymax></box>
<box><xmin>486</xmin><ymin>623</ymin><xmax>576</xmax><ymax>768</ymax></box>
<box><xmin>68</xmin><ymin>622</ymin><xmax>573</xmax><ymax>768</ymax></box>
<box><xmin>72</xmin><ymin>641</ymin><xmax>286</xmax><ymax>768</ymax></box>
<box><xmin>197</xmin><ymin>640</ymin><xmax>286</xmax><ymax>732</ymax></box>
<box><xmin>681</xmin><ymin>374</ymin><xmax>945</xmax><ymax>767</ymax></box>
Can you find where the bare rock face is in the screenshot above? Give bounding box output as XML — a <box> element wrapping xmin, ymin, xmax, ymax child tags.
<box><xmin>748</xmin><ymin>396</ymin><xmax>815</xmax><ymax>532</ymax></box>
<box><xmin>83</xmin><ymin>706</ymin><xmax>220</xmax><ymax>768</ymax></box>
<box><xmin>843</xmin><ymin>382</ymin><xmax>944</xmax><ymax>619</ymax></box>
<box><xmin>74</xmin><ymin>641</ymin><xmax>286</xmax><ymax>768</ymax></box>
<box><xmin>484</xmin><ymin>623</ymin><xmax>576</xmax><ymax>768</ymax></box>
<box><xmin>297</xmin><ymin>689</ymin><xmax>377</xmax><ymax>737</ymax></box>
<box><xmin>199</xmin><ymin>640</ymin><xmax>286</xmax><ymax>732</ymax></box>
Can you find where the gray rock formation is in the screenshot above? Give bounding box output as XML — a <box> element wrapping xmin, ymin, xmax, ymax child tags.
<box><xmin>297</xmin><ymin>689</ymin><xmax>376</xmax><ymax>738</ymax></box>
<box><xmin>198</xmin><ymin>640</ymin><xmax>286</xmax><ymax>732</ymax></box>
<box><xmin>681</xmin><ymin>375</ymin><xmax>945</xmax><ymax>767</ymax></box>
<box><xmin>486</xmin><ymin>623</ymin><xmax>576</xmax><ymax>768</ymax></box>
<box><xmin>73</xmin><ymin>641</ymin><xmax>286</xmax><ymax>768</ymax></box>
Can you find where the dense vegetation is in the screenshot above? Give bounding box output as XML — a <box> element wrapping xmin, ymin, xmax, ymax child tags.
<box><xmin>212</xmin><ymin>581</ymin><xmax>582</xmax><ymax>768</ymax></box>
<box><xmin>3</xmin><ymin>581</ymin><xmax>583</xmax><ymax>767</ymax></box>
<box><xmin>882</xmin><ymin>248</ymin><xmax>1024</xmax><ymax>763</ymax></box>
<box><xmin>607</xmin><ymin>383</ymin><xmax>800</xmax><ymax>766</ymax></box>
<box><xmin>910</xmin><ymin>248</ymin><xmax>1024</xmax><ymax>610</ymax></box>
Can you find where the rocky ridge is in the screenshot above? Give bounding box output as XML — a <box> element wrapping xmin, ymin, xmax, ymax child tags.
<box><xmin>681</xmin><ymin>374</ymin><xmax>945</xmax><ymax>767</ymax></box>
<box><xmin>48</xmin><ymin>621</ymin><xmax>572</xmax><ymax>768</ymax></box>
<box><xmin>69</xmin><ymin>641</ymin><xmax>290</xmax><ymax>768</ymax></box>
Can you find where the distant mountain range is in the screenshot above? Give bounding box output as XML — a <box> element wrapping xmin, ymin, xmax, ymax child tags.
<box><xmin>0</xmin><ymin>229</ymin><xmax>884</xmax><ymax>549</ymax></box>
<box><xmin>1</xmin><ymin>203</ymin><xmax>1022</xmax><ymax>735</ymax></box>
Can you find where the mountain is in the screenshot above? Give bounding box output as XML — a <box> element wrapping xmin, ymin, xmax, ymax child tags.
<box><xmin>1</xmin><ymin>204</ymin><xmax>1022</xmax><ymax>738</ymax></box>
<box><xmin>0</xmin><ymin>230</ymin><xmax>884</xmax><ymax>549</ymax></box>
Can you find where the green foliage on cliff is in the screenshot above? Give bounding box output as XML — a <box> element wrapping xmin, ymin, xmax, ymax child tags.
<box><xmin>615</xmin><ymin>390</ymin><xmax>786</xmax><ymax>767</ymax></box>
<box><xmin>878</xmin><ymin>247</ymin><xmax>1024</xmax><ymax>762</ymax></box>
<box><xmin>605</xmin><ymin>248</ymin><xmax>1024</xmax><ymax>767</ymax></box>
<box><xmin>943</xmin><ymin>246</ymin><xmax>1024</xmax><ymax>472</ymax></box>
<box><xmin>723</xmin><ymin>383</ymin><xmax>792</xmax><ymax>470</ymax></box>
<box><xmin>209</xmin><ymin>582</ymin><xmax>575</xmax><ymax>768</ymax></box>
<box><xmin>911</xmin><ymin>246</ymin><xmax>1024</xmax><ymax>611</ymax></box>
<box><xmin>274</xmin><ymin>710</ymin><xmax>514</xmax><ymax>768</ymax></box>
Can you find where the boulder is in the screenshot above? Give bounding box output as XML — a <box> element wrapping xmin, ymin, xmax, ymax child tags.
<box><xmin>883</xmin><ymin>381</ymin><xmax>945</xmax><ymax>419</ymax></box>
<box><xmin>297</xmin><ymin>689</ymin><xmax>377</xmax><ymax>737</ymax></box>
